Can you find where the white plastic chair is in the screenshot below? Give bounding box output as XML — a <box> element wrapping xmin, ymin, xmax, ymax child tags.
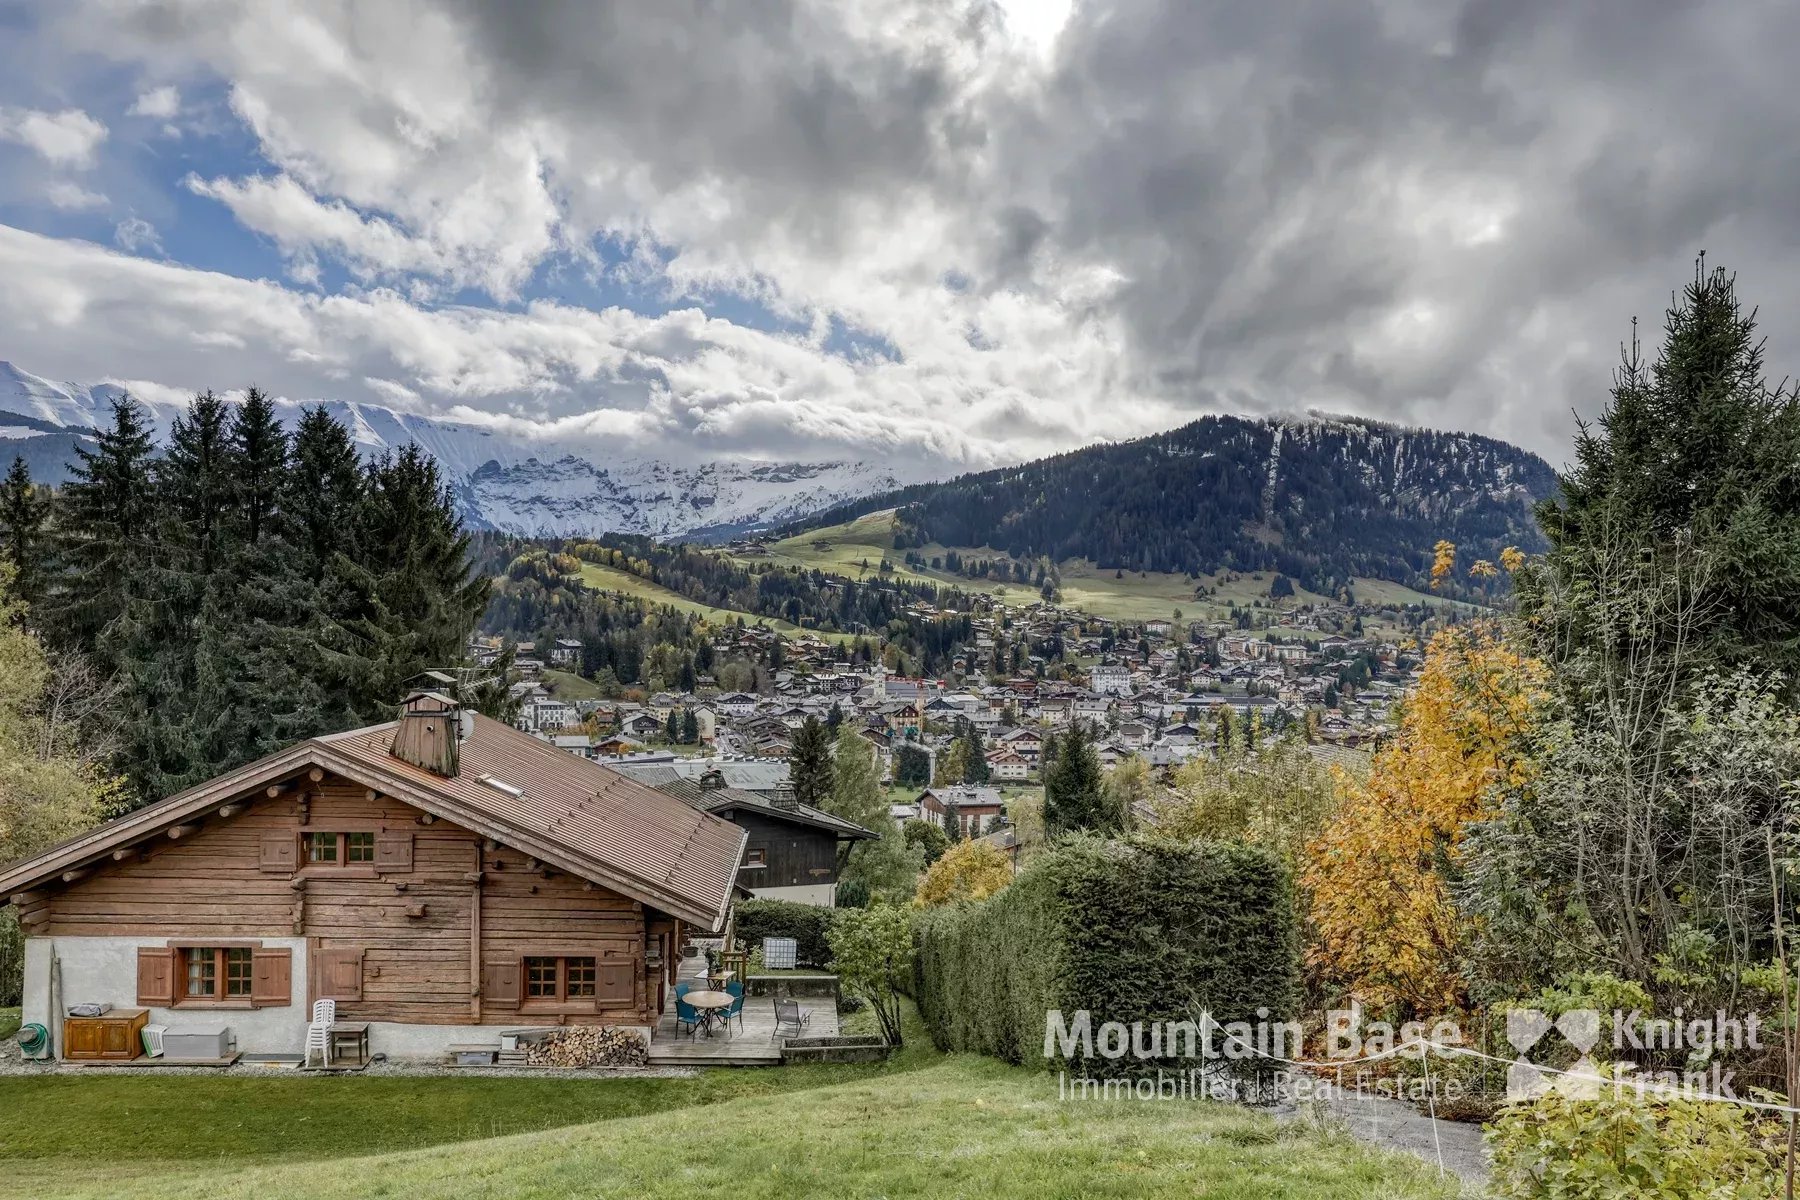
<box><xmin>304</xmin><ymin>999</ymin><xmax>336</xmax><ymax>1067</ymax></box>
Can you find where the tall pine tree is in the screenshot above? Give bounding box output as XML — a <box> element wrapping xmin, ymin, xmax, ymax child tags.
<box><xmin>1044</xmin><ymin>720</ymin><xmax>1113</xmax><ymax>837</ymax></box>
<box><xmin>0</xmin><ymin>456</ymin><xmax>48</xmax><ymax>606</ymax></box>
<box><xmin>43</xmin><ymin>397</ymin><xmax>158</xmax><ymax>666</ymax></box>
<box><xmin>789</xmin><ymin>714</ymin><xmax>835</xmax><ymax>808</ymax></box>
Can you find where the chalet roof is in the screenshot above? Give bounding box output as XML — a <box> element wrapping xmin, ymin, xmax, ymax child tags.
<box><xmin>613</xmin><ymin>759</ymin><xmax>791</xmax><ymax>795</ymax></box>
<box><xmin>648</xmin><ymin>776</ymin><xmax>876</xmax><ymax>841</ymax></box>
<box><xmin>0</xmin><ymin>712</ymin><xmax>745</xmax><ymax>931</ymax></box>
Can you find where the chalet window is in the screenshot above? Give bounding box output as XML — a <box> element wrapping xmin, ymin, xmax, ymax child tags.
<box><xmin>522</xmin><ymin>956</ymin><xmax>599</xmax><ymax>1004</ymax></box>
<box><xmin>302</xmin><ymin>831</ymin><xmax>394</xmax><ymax>869</ymax></box>
<box><xmin>181</xmin><ymin>947</ymin><xmax>254</xmax><ymax>1001</ymax></box>
<box><xmin>744</xmin><ymin>848</ymin><xmax>767</xmax><ymax>868</ymax></box>
<box><xmin>139</xmin><ymin>945</ymin><xmax>291</xmax><ymax>1008</ymax></box>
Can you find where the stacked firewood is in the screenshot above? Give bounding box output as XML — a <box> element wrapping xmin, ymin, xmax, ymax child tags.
<box><xmin>523</xmin><ymin>1025</ymin><xmax>648</xmax><ymax>1067</ymax></box>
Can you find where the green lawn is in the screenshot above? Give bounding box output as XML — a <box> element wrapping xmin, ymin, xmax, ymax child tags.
<box><xmin>0</xmin><ymin>1053</ymin><xmax>1460</xmax><ymax>1200</ymax></box>
<box><xmin>539</xmin><ymin>668</ymin><xmax>605</xmax><ymax>701</ymax></box>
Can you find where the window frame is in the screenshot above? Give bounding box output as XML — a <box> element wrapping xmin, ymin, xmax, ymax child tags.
<box><xmin>299</xmin><ymin>828</ymin><xmax>382</xmax><ymax>872</ymax></box>
<box><xmin>519</xmin><ymin>955</ymin><xmax>602</xmax><ymax>1008</ymax></box>
<box><xmin>742</xmin><ymin>847</ymin><xmax>767</xmax><ymax>868</ymax></box>
<box><xmin>178</xmin><ymin>945</ymin><xmax>256</xmax><ymax>1004</ymax></box>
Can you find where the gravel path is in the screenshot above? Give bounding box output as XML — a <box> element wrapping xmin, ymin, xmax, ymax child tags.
<box><xmin>1278</xmin><ymin>1088</ymin><xmax>1489</xmax><ymax>1192</ymax></box>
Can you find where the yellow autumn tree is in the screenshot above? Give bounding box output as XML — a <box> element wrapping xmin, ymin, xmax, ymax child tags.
<box><xmin>1429</xmin><ymin>539</ymin><xmax>1457</xmax><ymax>589</ymax></box>
<box><xmin>1303</xmin><ymin>622</ymin><xmax>1546</xmax><ymax>1014</ymax></box>
<box><xmin>914</xmin><ymin>839</ymin><xmax>1013</xmax><ymax>907</ymax></box>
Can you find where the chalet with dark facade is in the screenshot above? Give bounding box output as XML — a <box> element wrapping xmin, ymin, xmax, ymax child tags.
<box><xmin>635</xmin><ymin>768</ymin><xmax>874</xmax><ymax>906</ymax></box>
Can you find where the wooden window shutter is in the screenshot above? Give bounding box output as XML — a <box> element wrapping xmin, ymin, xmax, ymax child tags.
<box><xmin>596</xmin><ymin>960</ymin><xmax>635</xmax><ymax>1004</ymax></box>
<box><xmin>374</xmin><ymin>831</ymin><xmax>413</xmax><ymax>872</ymax></box>
<box><xmin>481</xmin><ymin>960</ymin><xmax>521</xmax><ymax>1008</ymax></box>
<box><xmin>136</xmin><ymin>947</ymin><xmax>176</xmax><ymax>1006</ymax></box>
<box><xmin>259</xmin><ymin>833</ymin><xmax>298</xmax><ymax>874</ymax></box>
<box><xmin>250</xmin><ymin>948</ymin><xmax>292</xmax><ymax>1007</ymax></box>
<box><xmin>318</xmin><ymin>948</ymin><xmax>364</xmax><ymax>1001</ymax></box>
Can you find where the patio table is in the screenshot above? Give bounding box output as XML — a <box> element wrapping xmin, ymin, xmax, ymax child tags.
<box><xmin>685</xmin><ymin>989</ymin><xmax>733</xmax><ymax>1037</ymax></box>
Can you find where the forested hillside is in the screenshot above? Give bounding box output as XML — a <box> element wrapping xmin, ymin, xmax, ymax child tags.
<box><xmin>790</xmin><ymin>415</ymin><xmax>1558</xmax><ymax>594</ymax></box>
<box><xmin>475</xmin><ymin>535</ymin><xmax>999</xmax><ymax>682</ymax></box>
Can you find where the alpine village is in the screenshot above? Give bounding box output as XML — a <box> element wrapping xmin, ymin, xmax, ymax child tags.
<box><xmin>7</xmin><ymin>265</ymin><xmax>1800</xmax><ymax>1199</ymax></box>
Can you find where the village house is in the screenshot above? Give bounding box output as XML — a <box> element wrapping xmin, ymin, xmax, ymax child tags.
<box><xmin>1089</xmin><ymin>663</ymin><xmax>1133</xmax><ymax>695</ymax></box>
<box><xmin>0</xmin><ymin>693</ymin><xmax>744</xmax><ymax>1062</ymax></box>
<box><xmin>917</xmin><ymin>786</ymin><xmax>1006</xmax><ymax>838</ymax></box>
<box><xmin>984</xmin><ymin>748</ymin><xmax>1031</xmax><ymax>781</ymax></box>
<box><xmin>634</xmin><ymin>768</ymin><xmax>875</xmax><ymax>907</ymax></box>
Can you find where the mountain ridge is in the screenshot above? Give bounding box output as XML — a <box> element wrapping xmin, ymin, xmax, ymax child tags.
<box><xmin>782</xmin><ymin>411</ymin><xmax>1560</xmax><ymax>594</ymax></box>
<box><xmin>0</xmin><ymin>360</ymin><xmax>920</xmax><ymax>539</ymax></box>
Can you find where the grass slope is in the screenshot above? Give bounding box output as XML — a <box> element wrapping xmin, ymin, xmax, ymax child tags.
<box><xmin>575</xmin><ymin>562</ymin><xmax>855</xmax><ymax>644</ymax></box>
<box><xmin>1</xmin><ymin>1055</ymin><xmax>1461</xmax><ymax>1200</ymax></box>
<box><xmin>742</xmin><ymin>510</ymin><xmax>1465</xmax><ymax>629</ymax></box>
<box><xmin>0</xmin><ymin>1049</ymin><xmax>925</xmax><ymax>1196</ymax></box>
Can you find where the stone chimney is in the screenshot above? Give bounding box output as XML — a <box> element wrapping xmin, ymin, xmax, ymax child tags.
<box><xmin>390</xmin><ymin>691</ymin><xmax>462</xmax><ymax>777</ymax></box>
<box><xmin>771</xmin><ymin>784</ymin><xmax>799</xmax><ymax>811</ymax></box>
<box><xmin>698</xmin><ymin>768</ymin><xmax>727</xmax><ymax>791</ymax></box>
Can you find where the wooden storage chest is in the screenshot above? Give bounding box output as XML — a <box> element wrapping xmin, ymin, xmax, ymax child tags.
<box><xmin>63</xmin><ymin>1008</ymin><xmax>149</xmax><ymax>1060</ymax></box>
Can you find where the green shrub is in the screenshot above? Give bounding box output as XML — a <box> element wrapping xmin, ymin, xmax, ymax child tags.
<box><xmin>734</xmin><ymin>899</ymin><xmax>839</xmax><ymax>966</ymax></box>
<box><xmin>1488</xmin><ymin>1084</ymin><xmax>1777</xmax><ymax>1198</ymax></box>
<box><xmin>912</xmin><ymin>835</ymin><xmax>1298</xmax><ymax>1076</ymax></box>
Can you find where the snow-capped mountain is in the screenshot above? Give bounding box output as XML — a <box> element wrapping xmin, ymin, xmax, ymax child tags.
<box><xmin>0</xmin><ymin>361</ymin><xmax>924</xmax><ymax>538</ymax></box>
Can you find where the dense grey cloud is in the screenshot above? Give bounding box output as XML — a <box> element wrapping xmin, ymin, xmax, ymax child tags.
<box><xmin>4</xmin><ymin>0</ymin><xmax>1799</xmax><ymax>466</ymax></box>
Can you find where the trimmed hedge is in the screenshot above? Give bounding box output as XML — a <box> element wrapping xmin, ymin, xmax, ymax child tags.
<box><xmin>913</xmin><ymin>835</ymin><xmax>1298</xmax><ymax>1074</ymax></box>
<box><xmin>734</xmin><ymin>899</ymin><xmax>840</xmax><ymax>966</ymax></box>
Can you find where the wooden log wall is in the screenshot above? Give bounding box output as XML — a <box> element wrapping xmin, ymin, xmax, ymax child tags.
<box><xmin>25</xmin><ymin>772</ymin><xmax>655</xmax><ymax>1027</ymax></box>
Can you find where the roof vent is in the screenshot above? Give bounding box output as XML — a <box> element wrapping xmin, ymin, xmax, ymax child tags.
<box><xmin>478</xmin><ymin>774</ymin><xmax>523</xmax><ymax>798</ymax></box>
<box><xmin>390</xmin><ymin>691</ymin><xmax>461</xmax><ymax>777</ymax></box>
<box><xmin>698</xmin><ymin>768</ymin><xmax>727</xmax><ymax>791</ymax></box>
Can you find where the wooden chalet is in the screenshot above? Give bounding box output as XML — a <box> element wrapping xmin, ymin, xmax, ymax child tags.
<box><xmin>0</xmin><ymin>693</ymin><xmax>745</xmax><ymax>1062</ymax></box>
<box><xmin>646</xmin><ymin>769</ymin><xmax>875</xmax><ymax>907</ymax></box>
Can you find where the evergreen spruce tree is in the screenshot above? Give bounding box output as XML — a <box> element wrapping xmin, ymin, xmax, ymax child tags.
<box><xmin>0</xmin><ymin>456</ymin><xmax>48</xmax><ymax>605</ymax></box>
<box><xmin>1532</xmin><ymin>259</ymin><xmax>1800</xmax><ymax>673</ymax></box>
<box><xmin>342</xmin><ymin>445</ymin><xmax>489</xmax><ymax>719</ymax></box>
<box><xmin>680</xmin><ymin>708</ymin><xmax>699</xmax><ymax>743</ymax></box>
<box><xmin>231</xmin><ymin>387</ymin><xmax>286</xmax><ymax>549</ymax></box>
<box><xmin>281</xmin><ymin>407</ymin><xmax>366</xmax><ymax>583</ymax></box>
<box><xmin>43</xmin><ymin>397</ymin><xmax>157</xmax><ymax>664</ymax></box>
<box><xmin>1044</xmin><ymin>721</ymin><xmax>1110</xmax><ymax>837</ymax></box>
<box><xmin>126</xmin><ymin>391</ymin><xmax>238</xmax><ymax>797</ymax></box>
<box><xmin>941</xmin><ymin>800</ymin><xmax>961</xmax><ymax>843</ymax></box>
<box><xmin>665</xmin><ymin>710</ymin><xmax>680</xmax><ymax>743</ymax></box>
<box><xmin>789</xmin><ymin>715</ymin><xmax>834</xmax><ymax>808</ymax></box>
<box><xmin>962</xmin><ymin>723</ymin><xmax>990</xmax><ymax>784</ymax></box>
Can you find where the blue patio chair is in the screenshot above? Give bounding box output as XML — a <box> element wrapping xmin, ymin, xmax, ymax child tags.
<box><xmin>674</xmin><ymin>982</ymin><xmax>701</xmax><ymax>1038</ymax></box>
<box><xmin>724</xmin><ymin>980</ymin><xmax>746</xmax><ymax>1034</ymax></box>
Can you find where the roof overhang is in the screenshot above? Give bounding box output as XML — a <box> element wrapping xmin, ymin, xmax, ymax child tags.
<box><xmin>1</xmin><ymin>739</ymin><xmax>742</xmax><ymax>931</ymax></box>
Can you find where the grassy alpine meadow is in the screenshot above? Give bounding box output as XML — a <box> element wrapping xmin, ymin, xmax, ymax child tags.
<box><xmin>0</xmin><ymin>1055</ymin><xmax>1463</xmax><ymax>1200</ymax></box>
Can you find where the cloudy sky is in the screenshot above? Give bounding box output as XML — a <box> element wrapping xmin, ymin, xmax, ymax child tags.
<box><xmin>1</xmin><ymin>0</ymin><xmax>1796</xmax><ymax>469</ymax></box>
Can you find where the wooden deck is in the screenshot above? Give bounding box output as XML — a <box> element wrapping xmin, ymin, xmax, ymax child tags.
<box><xmin>646</xmin><ymin>955</ymin><xmax>837</xmax><ymax>1067</ymax></box>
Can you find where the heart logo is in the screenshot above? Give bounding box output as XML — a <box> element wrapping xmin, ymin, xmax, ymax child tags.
<box><xmin>1507</xmin><ymin>1008</ymin><xmax>1552</xmax><ymax>1053</ymax></box>
<box><xmin>1557</xmin><ymin>1009</ymin><xmax>1601</xmax><ymax>1054</ymax></box>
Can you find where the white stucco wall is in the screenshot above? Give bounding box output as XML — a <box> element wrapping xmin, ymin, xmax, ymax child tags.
<box><xmin>23</xmin><ymin>936</ymin><xmax>652</xmax><ymax>1061</ymax></box>
<box><xmin>750</xmin><ymin>882</ymin><xmax>838</xmax><ymax>907</ymax></box>
<box><xmin>25</xmin><ymin>935</ymin><xmax>309</xmax><ymax>1056</ymax></box>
